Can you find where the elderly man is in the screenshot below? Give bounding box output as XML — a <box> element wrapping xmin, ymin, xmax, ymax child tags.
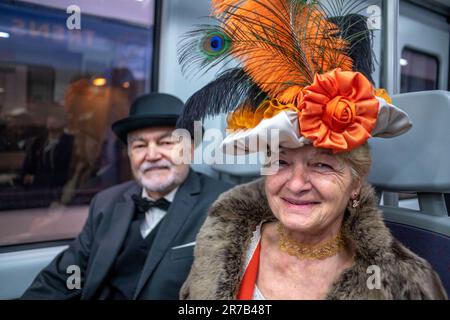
<box><xmin>22</xmin><ymin>93</ymin><xmax>231</xmax><ymax>299</ymax></box>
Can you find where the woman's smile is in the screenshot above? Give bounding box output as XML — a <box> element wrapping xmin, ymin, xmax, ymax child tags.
<box><xmin>280</xmin><ymin>196</ymin><xmax>321</xmax><ymax>213</ymax></box>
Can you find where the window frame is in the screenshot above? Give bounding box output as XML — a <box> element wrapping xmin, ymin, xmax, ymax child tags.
<box><xmin>400</xmin><ymin>46</ymin><xmax>441</xmax><ymax>93</ymax></box>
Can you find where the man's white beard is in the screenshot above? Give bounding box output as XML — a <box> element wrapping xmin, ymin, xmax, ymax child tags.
<box><xmin>135</xmin><ymin>160</ymin><xmax>189</xmax><ymax>194</ymax></box>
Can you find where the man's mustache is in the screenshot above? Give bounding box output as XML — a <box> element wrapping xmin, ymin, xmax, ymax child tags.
<box><xmin>139</xmin><ymin>161</ymin><xmax>173</xmax><ymax>174</ymax></box>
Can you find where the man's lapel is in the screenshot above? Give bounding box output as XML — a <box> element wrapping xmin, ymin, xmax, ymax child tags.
<box><xmin>82</xmin><ymin>183</ymin><xmax>140</xmax><ymax>299</ymax></box>
<box><xmin>133</xmin><ymin>170</ymin><xmax>201</xmax><ymax>299</ymax></box>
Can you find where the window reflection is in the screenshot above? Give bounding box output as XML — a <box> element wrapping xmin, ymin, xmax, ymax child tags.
<box><xmin>0</xmin><ymin>0</ymin><xmax>154</xmax><ymax>245</ymax></box>
<box><xmin>401</xmin><ymin>47</ymin><xmax>439</xmax><ymax>93</ymax></box>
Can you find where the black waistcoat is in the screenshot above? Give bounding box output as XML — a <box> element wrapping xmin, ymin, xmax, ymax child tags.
<box><xmin>96</xmin><ymin>210</ymin><xmax>164</xmax><ymax>299</ymax></box>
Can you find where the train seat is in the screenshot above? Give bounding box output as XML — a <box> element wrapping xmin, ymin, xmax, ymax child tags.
<box><xmin>368</xmin><ymin>90</ymin><xmax>450</xmax><ymax>296</ymax></box>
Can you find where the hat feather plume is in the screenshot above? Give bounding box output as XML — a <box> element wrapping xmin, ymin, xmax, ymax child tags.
<box><xmin>178</xmin><ymin>0</ymin><xmax>376</xmax><ymax>124</ymax></box>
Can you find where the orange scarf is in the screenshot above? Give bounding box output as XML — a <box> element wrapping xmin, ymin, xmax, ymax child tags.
<box><xmin>236</xmin><ymin>241</ymin><xmax>261</xmax><ymax>300</ymax></box>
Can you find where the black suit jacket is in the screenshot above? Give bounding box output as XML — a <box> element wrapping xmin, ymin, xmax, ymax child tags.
<box><xmin>21</xmin><ymin>170</ymin><xmax>232</xmax><ymax>299</ymax></box>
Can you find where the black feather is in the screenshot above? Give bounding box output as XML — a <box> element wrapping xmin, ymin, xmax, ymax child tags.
<box><xmin>328</xmin><ymin>14</ymin><xmax>375</xmax><ymax>84</ymax></box>
<box><xmin>176</xmin><ymin>68</ymin><xmax>266</xmax><ymax>130</ymax></box>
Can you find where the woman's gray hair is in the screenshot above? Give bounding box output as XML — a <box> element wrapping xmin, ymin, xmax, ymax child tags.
<box><xmin>335</xmin><ymin>142</ymin><xmax>371</xmax><ymax>182</ymax></box>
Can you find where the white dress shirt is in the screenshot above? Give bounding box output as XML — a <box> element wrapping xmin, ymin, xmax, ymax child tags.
<box><xmin>139</xmin><ymin>187</ymin><xmax>178</xmax><ymax>239</ymax></box>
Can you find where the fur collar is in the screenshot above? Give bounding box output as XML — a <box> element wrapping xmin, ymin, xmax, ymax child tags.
<box><xmin>181</xmin><ymin>179</ymin><xmax>447</xmax><ymax>300</ymax></box>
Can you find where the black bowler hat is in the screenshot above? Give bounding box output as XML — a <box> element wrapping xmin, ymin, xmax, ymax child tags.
<box><xmin>112</xmin><ymin>93</ymin><xmax>184</xmax><ymax>143</ymax></box>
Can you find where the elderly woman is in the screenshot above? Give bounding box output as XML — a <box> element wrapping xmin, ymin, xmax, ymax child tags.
<box><xmin>181</xmin><ymin>141</ymin><xmax>446</xmax><ymax>299</ymax></box>
<box><xmin>177</xmin><ymin>0</ymin><xmax>447</xmax><ymax>299</ymax></box>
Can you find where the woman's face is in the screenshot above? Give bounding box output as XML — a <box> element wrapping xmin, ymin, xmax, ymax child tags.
<box><xmin>265</xmin><ymin>145</ymin><xmax>360</xmax><ymax>236</ymax></box>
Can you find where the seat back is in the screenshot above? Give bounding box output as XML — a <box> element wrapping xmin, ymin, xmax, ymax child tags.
<box><xmin>368</xmin><ymin>90</ymin><xmax>450</xmax><ymax>296</ymax></box>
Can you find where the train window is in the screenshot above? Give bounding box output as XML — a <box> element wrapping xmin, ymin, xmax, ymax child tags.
<box><xmin>400</xmin><ymin>47</ymin><xmax>439</xmax><ymax>93</ymax></box>
<box><xmin>0</xmin><ymin>0</ymin><xmax>156</xmax><ymax>247</ymax></box>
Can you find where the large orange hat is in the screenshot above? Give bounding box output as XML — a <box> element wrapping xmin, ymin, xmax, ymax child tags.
<box><xmin>177</xmin><ymin>0</ymin><xmax>411</xmax><ymax>154</ymax></box>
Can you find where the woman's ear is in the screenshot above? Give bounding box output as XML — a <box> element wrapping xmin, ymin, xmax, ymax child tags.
<box><xmin>351</xmin><ymin>178</ymin><xmax>362</xmax><ymax>199</ymax></box>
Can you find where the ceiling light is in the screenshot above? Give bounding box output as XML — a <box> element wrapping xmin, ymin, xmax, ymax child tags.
<box><xmin>0</xmin><ymin>32</ymin><xmax>10</xmax><ymax>39</ymax></box>
<box><xmin>92</xmin><ymin>77</ymin><xmax>107</xmax><ymax>87</ymax></box>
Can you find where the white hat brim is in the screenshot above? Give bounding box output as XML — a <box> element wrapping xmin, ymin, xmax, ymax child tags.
<box><xmin>221</xmin><ymin>97</ymin><xmax>412</xmax><ymax>154</ymax></box>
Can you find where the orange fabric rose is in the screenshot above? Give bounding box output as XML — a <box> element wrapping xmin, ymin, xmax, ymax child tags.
<box><xmin>299</xmin><ymin>69</ymin><xmax>379</xmax><ymax>153</ymax></box>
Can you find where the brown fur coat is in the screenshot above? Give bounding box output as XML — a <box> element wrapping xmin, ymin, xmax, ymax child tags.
<box><xmin>181</xmin><ymin>179</ymin><xmax>447</xmax><ymax>300</ymax></box>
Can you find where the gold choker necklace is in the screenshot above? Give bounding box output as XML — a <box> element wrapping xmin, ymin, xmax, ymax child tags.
<box><xmin>277</xmin><ymin>223</ymin><xmax>344</xmax><ymax>260</ymax></box>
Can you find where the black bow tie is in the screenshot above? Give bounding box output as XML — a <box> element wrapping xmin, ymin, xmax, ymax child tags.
<box><xmin>132</xmin><ymin>194</ymin><xmax>171</xmax><ymax>213</ymax></box>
